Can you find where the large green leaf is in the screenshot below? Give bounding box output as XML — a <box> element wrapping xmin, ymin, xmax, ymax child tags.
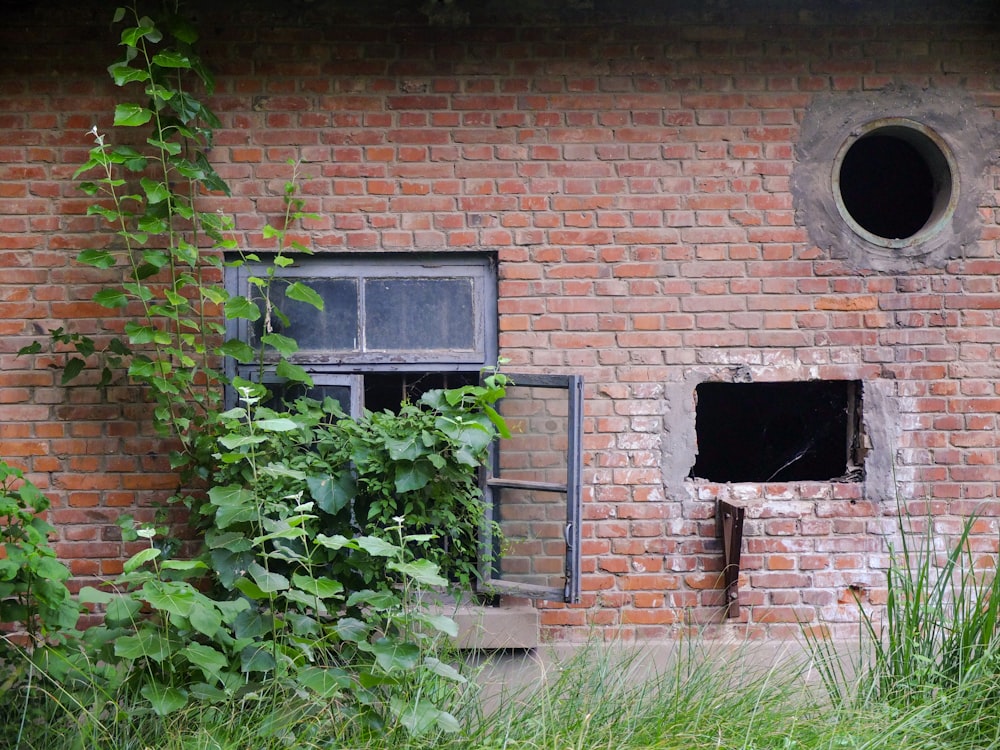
<box><xmin>77</xmin><ymin>249</ymin><xmax>116</xmax><ymax>269</ymax></box>
<box><xmin>141</xmin><ymin>580</ymin><xmax>196</xmax><ymax>618</ymax></box>
<box><xmin>356</xmin><ymin>536</ymin><xmax>399</xmax><ymax>557</ymax></box>
<box><xmin>123</xmin><ymin>547</ymin><xmax>160</xmax><ymax>573</ymax></box>
<box><xmin>92</xmin><ymin>288</ymin><xmax>129</xmax><ymax>309</ymax></box>
<box><xmin>297</xmin><ymin>666</ymin><xmax>350</xmax><ymax>698</ymax></box>
<box><xmin>260</xmin><ymin>332</ymin><xmax>298</xmax><ymax>357</ymax></box>
<box><xmin>240</xmin><ymin>644</ymin><xmax>276</xmax><ymax>673</ymax></box>
<box><xmin>140</xmin><ymin>176</ymin><xmax>169</xmax><ymax>204</ymax></box>
<box><xmin>247</xmin><ymin>562</ymin><xmax>289</xmax><ymax>593</ymax></box>
<box><xmin>181</xmin><ymin>643</ymin><xmax>228</xmax><ymax>679</ymax></box>
<box><xmin>114</xmin><ymin>103</ymin><xmax>153</xmax><ymax>127</ymax></box>
<box><xmin>291</xmin><ymin>572</ymin><xmax>343</xmax><ymax>599</ymax></box>
<box><xmin>188</xmin><ymin>599</ymin><xmax>223</xmax><ymax>637</ymax></box>
<box><xmin>151</xmin><ymin>50</ymin><xmax>191</xmax><ymax>69</ymax></box>
<box><xmin>275</xmin><ymin>358</ymin><xmax>313</xmax><ymax>386</ymax></box>
<box><xmin>305</xmin><ymin>473</ymin><xmax>353</xmax><ymax>515</ymax></box>
<box><xmin>393</xmin><ymin>459</ymin><xmax>435</xmax><ymax>493</ymax></box>
<box><xmin>392</xmin><ymin>697</ymin><xmax>460</xmax><ymax>735</ymax></box>
<box><xmin>283</xmin><ymin>281</ymin><xmax>324</xmax><ymax>310</ymax></box>
<box><xmin>107</xmin><ymin>62</ymin><xmax>150</xmax><ymax>86</ymax></box>
<box><xmin>223</xmin><ymin>295</ymin><xmax>260</xmax><ymax>321</ymax></box>
<box><xmin>254</xmin><ymin>418</ymin><xmax>299</xmax><ymax>432</ymax></box>
<box><xmin>387</xmin><ymin>559</ymin><xmax>448</xmax><ymax>587</ymax></box>
<box><xmin>372</xmin><ymin>638</ymin><xmax>420</xmax><ymax>673</ymax></box>
<box><xmin>141</xmin><ymin>681</ymin><xmax>188</xmax><ymax>716</ymax></box>
<box><xmin>114</xmin><ymin>629</ymin><xmax>172</xmax><ymax>663</ymax></box>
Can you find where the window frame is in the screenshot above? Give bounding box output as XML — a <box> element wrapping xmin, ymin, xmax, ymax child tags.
<box><xmin>479</xmin><ymin>373</ymin><xmax>584</xmax><ymax>604</ymax></box>
<box><xmin>225</xmin><ymin>253</ymin><xmax>497</xmax><ymax>374</ymax></box>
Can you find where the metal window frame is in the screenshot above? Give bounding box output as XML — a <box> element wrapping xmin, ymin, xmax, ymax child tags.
<box><xmin>479</xmin><ymin>373</ymin><xmax>584</xmax><ymax>604</ymax></box>
<box><xmin>232</xmin><ymin>370</ymin><xmax>364</xmax><ymax>418</ymax></box>
<box><xmin>226</xmin><ymin>253</ymin><xmax>497</xmax><ymax>371</ymax></box>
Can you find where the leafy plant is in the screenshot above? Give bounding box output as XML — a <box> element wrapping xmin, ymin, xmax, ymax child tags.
<box><xmin>0</xmin><ymin>463</ymin><xmax>79</xmax><ymax>648</ymax></box>
<box><xmin>17</xmin><ymin>5</ymin><xmax>321</xmax><ymax>470</ymax></box>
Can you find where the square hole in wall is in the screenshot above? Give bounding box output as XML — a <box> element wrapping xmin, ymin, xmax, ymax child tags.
<box><xmin>689</xmin><ymin>380</ymin><xmax>864</xmax><ymax>483</ymax></box>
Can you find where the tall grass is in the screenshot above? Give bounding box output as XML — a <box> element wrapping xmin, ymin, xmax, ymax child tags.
<box><xmin>12</xmin><ymin>509</ymin><xmax>1000</xmax><ymax>750</ymax></box>
<box><xmin>11</xmin><ymin>629</ymin><xmax>1000</xmax><ymax>750</ymax></box>
<box><xmin>808</xmin><ymin>510</ymin><xmax>1000</xmax><ymax>749</ymax></box>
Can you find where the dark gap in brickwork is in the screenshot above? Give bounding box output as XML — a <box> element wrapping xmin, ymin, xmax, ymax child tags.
<box><xmin>690</xmin><ymin>381</ymin><xmax>863</xmax><ymax>483</ymax></box>
<box><xmin>838</xmin><ymin>135</ymin><xmax>935</xmax><ymax>241</ymax></box>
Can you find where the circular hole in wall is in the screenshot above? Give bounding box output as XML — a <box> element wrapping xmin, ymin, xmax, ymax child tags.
<box><xmin>833</xmin><ymin>119</ymin><xmax>958</xmax><ymax>248</ymax></box>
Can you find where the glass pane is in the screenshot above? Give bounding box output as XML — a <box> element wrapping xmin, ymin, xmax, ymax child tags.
<box><xmin>252</xmin><ymin>278</ymin><xmax>359</xmax><ymax>352</ymax></box>
<box><xmin>496</xmin><ymin>385</ymin><xmax>569</xmax><ymax>486</ymax></box>
<box><xmin>493</xmin><ymin>487</ymin><xmax>566</xmax><ymax>591</ymax></box>
<box><xmin>365</xmin><ymin>278</ymin><xmax>475</xmax><ymax>351</ymax></box>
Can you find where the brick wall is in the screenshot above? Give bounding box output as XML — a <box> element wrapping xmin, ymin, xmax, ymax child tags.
<box><xmin>3</xmin><ymin>0</ymin><xmax>1000</xmax><ymax>640</ymax></box>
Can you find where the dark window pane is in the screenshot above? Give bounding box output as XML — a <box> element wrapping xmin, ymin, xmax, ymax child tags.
<box><xmin>363</xmin><ymin>371</ymin><xmax>477</xmax><ymax>413</ymax></box>
<box><xmin>365</xmin><ymin>278</ymin><xmax>475</xmax><ymax>351</ymax></box>
<box><xmin>252</xmin><ymin>278</ymin><xmax>359</xmax><ymax>352</ymax></box>
<box><xmin>265</xmin><ymin>382</ymin><xmax>353</xmax><ymax>415</ymax></box>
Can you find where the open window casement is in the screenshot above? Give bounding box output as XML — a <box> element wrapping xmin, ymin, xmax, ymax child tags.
<box><xmin>480</xmin><ymin>374</ymin><xmax>583</xmax><ymax>604</ymax></box>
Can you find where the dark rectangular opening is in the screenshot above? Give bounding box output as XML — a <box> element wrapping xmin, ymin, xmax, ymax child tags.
<box><xmin>690</xmin><ymin>380</ymin><xmax>864</xmax><ymax>483</ymax></box>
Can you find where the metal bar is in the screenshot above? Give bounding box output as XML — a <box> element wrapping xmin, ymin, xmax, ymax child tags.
<box><xmin>717</xmin><ymin>499</ymin><xmax>746</xmax><ymax>618</ymax></box>
<box><xmin>486</xmin><ymin>477</ymin><xmax>567</xmax><ymax>493</ymax></box>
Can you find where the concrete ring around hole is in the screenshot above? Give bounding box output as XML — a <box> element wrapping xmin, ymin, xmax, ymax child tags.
<box><xmin>831</xmin><ymin>118</ymin><xmax>959</xmax><ymax>250</ymax></box>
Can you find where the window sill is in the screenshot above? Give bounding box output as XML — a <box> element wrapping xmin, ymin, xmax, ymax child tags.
<box><xmin>429</xmin><ymin>604</ymin><xmax>538</xmax><ymax>650</ymax></box>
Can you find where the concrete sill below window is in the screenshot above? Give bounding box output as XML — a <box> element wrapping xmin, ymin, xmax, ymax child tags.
<box><xmin>428</xmin><ymin>604</ymin><xmax>539</xmax><ymax>650</ymax></box>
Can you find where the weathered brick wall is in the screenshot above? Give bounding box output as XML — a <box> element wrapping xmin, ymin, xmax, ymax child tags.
<box><xmin>3</xmin><ymin>0</ymin><xmax>1000</xmax><ymax>640</ymax></box>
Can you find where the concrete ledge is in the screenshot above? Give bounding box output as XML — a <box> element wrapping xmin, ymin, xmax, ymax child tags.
<box><xmin>434</xmin><ymin>604</ymin><xmax>539</xmax><ymax>650</ymax></box>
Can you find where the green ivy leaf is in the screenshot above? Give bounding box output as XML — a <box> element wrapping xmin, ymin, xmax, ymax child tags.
<box><xmin>92</xmin><ymin>289</ymin><xmax>129</xmax><ymax>308</ymax></box>
<box><xmin>188</xmin><ymin>599</ymin><xmax>223</xmax><ymax>637</ymax></box>
<box><xmin>140</xmin><ymin>177</ymin><xmax>169</xmax><ymax>204</ymax></box>
<box><xmin>355</xmin><ymin>536</ymin><xmax>399</xmax><ymax>558</ymax></box>
<box><xmin>254</xmin><ymin>418</ymin><xmax>299</xmax><ymax>432</ymax></box>
<box><xmin>61</xmin><ymin>358</ymin><xmax>86</xmax><ymax>385</ymax></box>
<box><xmin>114</xmin><ymin>103</ymin><xmax>153</xmax><ymax>127</ymax></box>
<box><xmin>335</xmin><ymin>617</ymin><xmax>370</xmax><ymax>643</ymax></box>
<box><xmin>260</xmin><ymin>332</ymin><xmax>298</xmax><ymax>357</ymax></box>
<box><xmin>393</xmin><ymin>460</ymin><xmax>435</xmax><ymax>493</ymax></box>
<box><xmin>114</xmin><ymin>629</ymin><xmax>172</xmax><ymax>663</ymax></box>
<box><xmin>77</xmin><ymin>249</ymin><xmax>116</xmax><ymax>268</ymax></box>
<box><xmin>275</xmin><ymin>358</ymin><xmax>313</xmax><ymax>387</ymax></box>
<box><xmin>296</xmin><ymin>666</ymin><xmax>350</xmax><ymax>698</ymax></box>
<box><xmin>141</xmin><ymin>580</ymin><xmax>196</xmax><ymax>617</ymax></box>
<box><xmin>305</xmin><ymin>473</ymin><xmax>353</xmax><ymax>515</ymax></box>
<box><xmin>123</xmin><ymin>547</ymin><xmax>161</xmax><ymax>573</ymax></box>
<box><xmin>151</xmin><ymin>50</ymin><xmax>191</xmax><ymax>69</ymax></box>
<box><xmin>181</xmin><ymin>643</ymin><xmax>228</xmax><ymax>679</ymax></box>
<box><xmin>240</xmin><ymin>644</ymin><xmax>276</xmax><ymax>674</ymax></box>
<box><xmin>107</xmin><ymin>62</ymin><xmax>150</xmax><ymax>86</ymax></box>
<box><xmin>284</xmin><ymin>281</ymin><xmax>324</xmax><ymax>311</ymax></box>
<box><xmin>223</xmin><ymin>295</ymin><xmax>260</xmax><ymax>321</ymax></box>
<box><xmin>217</xmin><ymin>338</ymin><xmax>255</xmax><ymax>364</ymax></box>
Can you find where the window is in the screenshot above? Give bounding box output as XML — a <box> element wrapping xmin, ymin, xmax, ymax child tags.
<box><xmin>690</xmin><ymin>380</ymin><xmax>864</xmax><ymax>484</ymax></box>
<box><xmin>480</xmin><ymin>374</ymin><xmax>584</xmax><ymax>604</ymax></box>
<box><xmin>226</xmin><ymin>253</ymin><xmax>497</xmax><ymax>415</ymax></box>
<box><xmin>226</xmin><ymin>253</ymin><xmax>584</xmax><ymax>603</ymax></box>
